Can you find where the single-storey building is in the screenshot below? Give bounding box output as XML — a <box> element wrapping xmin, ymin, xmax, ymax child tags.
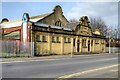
<box><xmin>0</xmin><ymin>5</ymin><xmax>106</xmax><ymax>56</ymax></box>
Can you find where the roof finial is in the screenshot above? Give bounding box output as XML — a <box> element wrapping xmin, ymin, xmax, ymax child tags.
<box><xmin>53</xmin><ymin>5</ymin><xmax>63</xmax><ymax>14</ymax></box>
<box><xmin>22</xmin><ymin>13</ymin><xmax>30</xmax><ymax>22</ymax></box>
<box><xmin>79</xmin><ymin>16</ymin><xmax>90</xmax><ymax>27</ymax></box>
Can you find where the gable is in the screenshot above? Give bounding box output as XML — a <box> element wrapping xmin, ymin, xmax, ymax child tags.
<box><xmin>76</xmin><ymin>25</ymin><xmax>92</xmax><ymax>36</ymax></box>
<box><xmin>36</xmin><ymin>5</ymin><xmax>69</xmax><ymax>27</ymax></box>
<box><xmin>1</xmin><ymin>5</ymin><xmax>69</xmax><ymax>28</ymax></box>
<box><xmin>75</xmin><ymin>16</ymin><xmax>92</xmax><ymax>36</ymax></box>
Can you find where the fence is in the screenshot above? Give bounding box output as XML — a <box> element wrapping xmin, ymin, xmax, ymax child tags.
<box><xmin>0</xmin><ymin>40</ymin><xmax>34</xmax><ymax>58</ymax></box>
<box><xmin>106</xmin><ymin>47</ymin><xmax>120</xmax><ymax>53</ymax></box>
<box><xmin>1</xmin><ymin>40</ymin><xmax>120</xmax><ymax>58</ymax></box>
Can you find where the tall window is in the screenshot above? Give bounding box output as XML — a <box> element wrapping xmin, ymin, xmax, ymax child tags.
<box><xmin>36</xmin><ymin>35</ymin><xmax>40</xmax><ymax>41</ymax></box>
<box><xmin>64</xmin><ymin>37</ymin><xmax>66</xmax><ymax>43</ymax></box>
<box><xmin>82</xmin><ymin>39</ymin><xmax>86</xmax><ymax>47</ymax></box>
<box><xmin>56</xmin><ymin>37</ymin><xmax>60</xmax><ymax>42</ymax></box>
<box><xmin>68</xmin><ymin>38</ymin><xmax>71</xmax><ymax>43</ymax></box>
<box><xmin>42</xmin><ymin>35</ymin><xmax>46</xmax><ymax>42</ymax></box>
<box><xmin>52</xmin><ymin>36</ymin><xmax>55</xmax><ymax>42</ymax></box>
<box><xmin>55</xmin><ymin>20</ymin><xmax>61</xmax><ymax>27</ymax></box>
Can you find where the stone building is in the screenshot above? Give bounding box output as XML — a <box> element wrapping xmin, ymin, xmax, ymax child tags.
<box><xmin>0</xmin><ymin>5</ymin><xmax>106</xmax><ymax>56</ymax></box>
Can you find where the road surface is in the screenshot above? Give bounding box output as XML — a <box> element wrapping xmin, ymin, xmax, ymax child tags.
<box><xmin>1</xmin><ymin>54</ymin><xmax>119</xmax><ymax>79</ymax></box>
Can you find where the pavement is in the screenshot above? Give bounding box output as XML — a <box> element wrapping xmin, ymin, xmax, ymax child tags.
<box><xmin>1</xmin><ymin>53</ymin><xmax>119</xmax><ymax>79</ymax></box>
<box><xmin>0</xmin><ymin>53</ymin><xmax>115</xmax><ymax>63</ymax></box>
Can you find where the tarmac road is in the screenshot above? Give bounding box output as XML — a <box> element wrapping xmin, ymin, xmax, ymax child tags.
<box><xmin>1</xmin><ymin>54</ymin><xmax>119</xmax><ymax>79</ymax></box>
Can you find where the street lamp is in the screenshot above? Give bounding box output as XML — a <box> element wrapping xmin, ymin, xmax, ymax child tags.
<box><xmin>71</xmin><ymin>40</ymin><xmax>73</xmax><ymax>58</ymax></box>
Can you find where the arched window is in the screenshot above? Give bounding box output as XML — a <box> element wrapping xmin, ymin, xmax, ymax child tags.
<box><xmin>55</xmin><ymin>20</ymin><xmax>62</xmax><ymax>27</ymax></box>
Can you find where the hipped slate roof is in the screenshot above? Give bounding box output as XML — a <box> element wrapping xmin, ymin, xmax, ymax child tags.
<box><xmin>34</xmin><ymin>22</ymin><xmax>72</xmax><ymax>31</ymax></box>
<box><xmin>64</xmin><ymin>22</ymin><xmax>79</xmax><ymax>31</ymax></box>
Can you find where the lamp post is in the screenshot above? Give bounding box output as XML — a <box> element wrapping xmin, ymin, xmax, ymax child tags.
<box><xmin>71</xmin><ymin>40</ymin><xmax>73</xmax><ymax>58</ymax></box>
<box><xmin>108</xmin><ymin>29</ymin><xmax>111</xmax><ymax>54</ymax></box>
<box><xmin>109</xmin><ymin>33</ymin><xmax>110</xmax><ymax>54</ymax></box>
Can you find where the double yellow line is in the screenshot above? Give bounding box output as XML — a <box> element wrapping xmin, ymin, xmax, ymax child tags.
<box><xmin>57</xmin><ymin>64</ymin><xmax>119</xmax><ymax>79</ymax></box>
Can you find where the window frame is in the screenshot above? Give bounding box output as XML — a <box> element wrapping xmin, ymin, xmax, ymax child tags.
<box><xmin>42</xmin><ymin>35</ymin><xmax>47</xmax><ymax>42</ymax></box>
<box><xmin>56</xmin><ymin>36</ymin><xmax>60</xmax><ymax>43</ymax></box>
<box><xmin>36</xmin><ymin>35</ymin><xmax>40</xmax><ymax>42</ymax></box>
<box><xmin>82</xmin><ymin>39</ymin><xmax>87</xmax><ymax>48</ymax></box>
<box><xmin>55</xmin><ymin>20</ymin><xmax>62</xmax><ymax>27</ymax></box>
<box><xmin>68</xmin><ymin>37</ymin><xmax>71</xmax><ymax>43</ymax></box>
<box><xmin>52</xmin><ymin>36</ymin><xmax>55</xmax><ymax>42</ymax></box>
<box><xmin>64</xmin><ymin>37</ymin><xmax>67</xmax><ymax>43</ymax></box>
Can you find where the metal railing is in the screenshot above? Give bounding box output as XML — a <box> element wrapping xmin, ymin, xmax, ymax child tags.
<box><xmin>106</xmin><ymin>47</ymin><xmax>120</xmax><ymax>53</ymax></box>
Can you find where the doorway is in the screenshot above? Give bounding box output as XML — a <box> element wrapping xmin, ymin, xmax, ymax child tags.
<box><xmin>88</xmin><ymin>40</ymin><xmax>90</xmax><ymax>52</ymax></box>
<box><xmin>77</xmin><ymin>40</ymin><xmax>80</xmax><ymax>52</ymax></box>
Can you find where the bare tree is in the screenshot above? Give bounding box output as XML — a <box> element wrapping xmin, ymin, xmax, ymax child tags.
<box><xmin>89</xmin><ymin>17</ymin><xmax>108</xmax><ymax>36</ymax></box>
<box><xmin>106</xmin><ymin>25</ymin><xmax>120</xmax><ymax>39</ymax></box>
<box><xmin>69</xmin><ymin>17</ymin><xmax>109</xmax><ymax>36</ymax></box>
<box><xmin>117</xmin><ymin>25</ymin><xmax>120</xmax><ymax>39</ymax></box>
<box><xmin>69</xmin><ymin>19</ymin><xmax>78</xmax><ymax>23</ymax></box>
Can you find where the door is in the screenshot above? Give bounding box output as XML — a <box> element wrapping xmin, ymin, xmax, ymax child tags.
<box><xmin>77</xmin><ymin>40</ymin><xmax>80</xmax><ymax>52</ymax></box>
<box><xmin>88</xmin><ymin>40</ymin><xmax>90</xmax><ymax>52</ymax></box>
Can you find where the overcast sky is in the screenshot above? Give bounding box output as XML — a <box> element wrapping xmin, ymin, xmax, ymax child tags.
<box><xmin>1</xmin><ymin>2</ymin><xmax>118</xmax><ymax>27</ymax></box>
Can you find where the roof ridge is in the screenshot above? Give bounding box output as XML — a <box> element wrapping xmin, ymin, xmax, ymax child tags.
<box><xmin>1</xmin><ymin>13</ymin><xmax>51</xmax><ymax>24</ymax></box>
<box><xmin>30</xmin><ymin>13</ymin><xmax>50</xmax><ymax>19</ymax></box>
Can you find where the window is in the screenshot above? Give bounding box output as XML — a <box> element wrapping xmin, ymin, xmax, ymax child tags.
<box><xmin>52</xmin><ymin>36</ymin><xmax>55</xmax><ymax>42</ymax></box>
<box><xmin>55</xmin><ymin>20</ymin><xmax>62</xmax><ymax>27</ymax></box>
<box><xmin>36</xmin><ymin>35</ymin><xmax>40</xmax><ymax>41</ymax></box>
<box><xmin>95</xmin><ymin>39</ymin><xmax>99</xmax><ymax>44</ymax></box>
<box><xmin>42</xmin><ymin>35</ymin><xmax>46</xmax><ymax>42</ymax></box>
<box><xmin>64</xmin><ymin>37</ymin><xmax>66</xmax><ymax>43</ymax></box>
<box><xmin>73</xmin><ymin>38</ymin><xmax>76</xmax><ymax>46</ymax></box>
<box><xmin>101</xmin><ymin>39</ymin><xmax>104</xmax><ymax>43</ymax></box>
<box><xmin>68</xmin><ymin>38</ymin><xmax>71</xmax><ymax>43</ymax></box>
<box><xmin>56</xmin><ymin>37</ymin><xmax>60</xmax><ymax>42</ymax></box>
<box><xmin>82</xmin><ymin>39</ymin><xmax>86</xmax><ymax>47</ymax></box>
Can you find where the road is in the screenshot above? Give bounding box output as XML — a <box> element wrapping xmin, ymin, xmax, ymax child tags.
<box><xmin>1</xmin><ymin>54</ymin><xmax>119</xmax><ymax>79</ymax></box>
